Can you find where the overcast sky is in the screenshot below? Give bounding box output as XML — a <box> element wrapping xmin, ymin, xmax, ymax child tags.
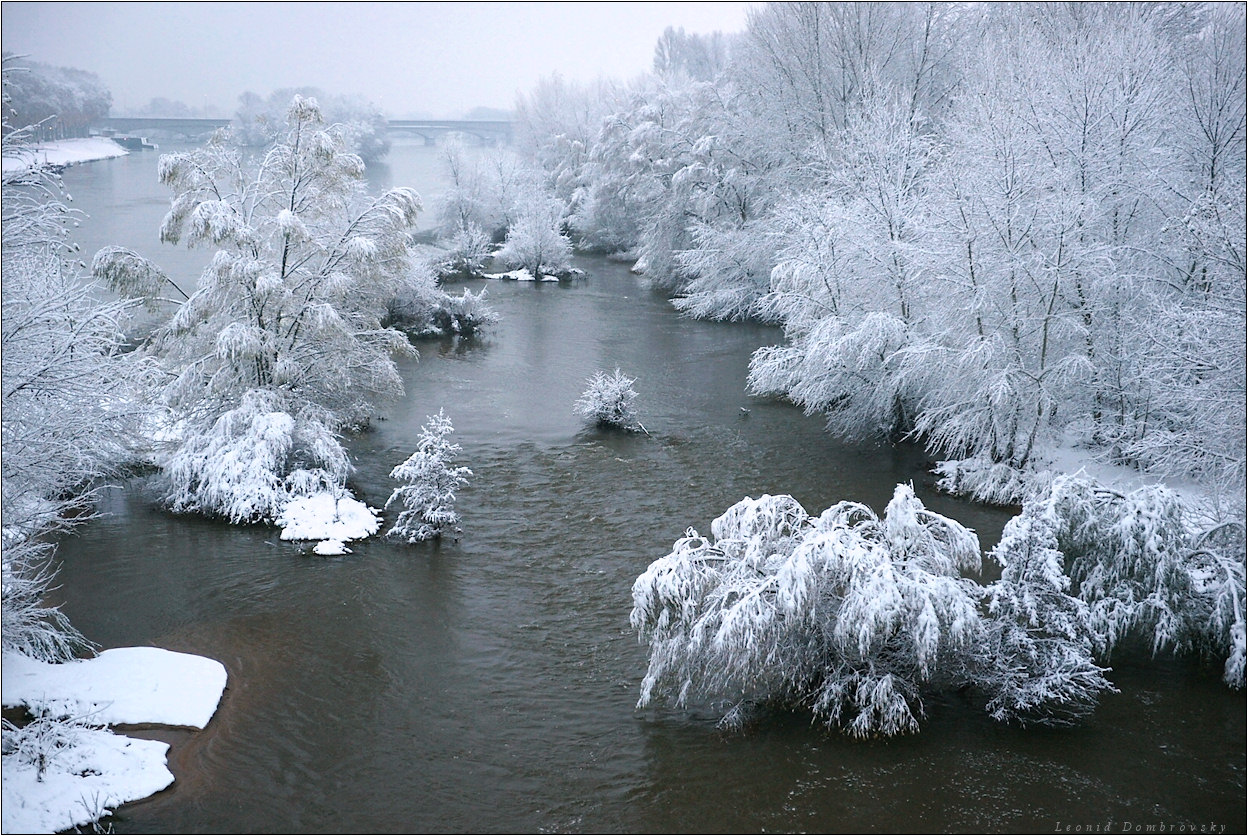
<box><xmin>2</xmin><ymin>2</ymin><xmax>754</xmax><ymax>117</ymax></box>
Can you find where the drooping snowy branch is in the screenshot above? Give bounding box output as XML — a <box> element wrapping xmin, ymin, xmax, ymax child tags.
<box><xmin>631</xmin><ymin>486</ymin><xmax>990</xmax><ymax>736</ymax></box>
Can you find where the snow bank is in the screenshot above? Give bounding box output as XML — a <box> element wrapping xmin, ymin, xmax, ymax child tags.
<box><xmin>2</xmin><ymin>726</ymin><xmax>173</xmax><ymax>834</ymax></box>
<box><xmin>2</xmin><ymin>646</ymin><xmax>227</xmax><ymax>833</ymax></box>
<box><xmin>483</xmin><ymin>267</ymin><xmax>561</xmax><ymax>282</ymax></box>
<box><xmin>2</xmin><ymin>137</ymin><xmax>128</xmax><ymax>175</ymax></box>
<box><xmin>2</xmin><ymin>647</ymin><xmax>227</xmax><ymax>729</ymax></box>
<box><xmin>313</xmin><ymin>538</ymin><xmax>351</xmax><ymax>556</ymax></box>
<box><xmin>277</xmin><ymin>491</ymin><xmax>380</xmax><ymax>550</ymax></box>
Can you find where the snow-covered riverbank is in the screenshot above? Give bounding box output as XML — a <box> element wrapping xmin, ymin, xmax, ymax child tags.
<box><xmin>1</xmin><ymin>647</ymin><xmax>227</xmax><ymax>833</ymax></box>
<box><xmin>1</xmin><ymin>137</ymin><xmax>128</xmax><ymax>175</ymax></box>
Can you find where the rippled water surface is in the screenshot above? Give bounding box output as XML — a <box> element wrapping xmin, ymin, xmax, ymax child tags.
<box><xmin>48</xmin><ymin>144</ymin><xmax>1245</xmax><ymax>834</ymax></box>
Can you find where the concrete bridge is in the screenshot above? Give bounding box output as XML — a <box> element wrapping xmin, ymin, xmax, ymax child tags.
<box><xmin>97</xmin><ymin>117</ymin><xmax>513</xmax><ymax>145</ymax></box>
<box><xmin>387</xmin><ymin>119</ymin><xmax>513</xmax><ymax>146</ymax></box>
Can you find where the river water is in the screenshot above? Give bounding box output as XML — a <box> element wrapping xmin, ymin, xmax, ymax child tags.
<box><xmin>47</xmin><ymin>139</ymin><xmax>1244</xmax><ymax>833</ymax></box>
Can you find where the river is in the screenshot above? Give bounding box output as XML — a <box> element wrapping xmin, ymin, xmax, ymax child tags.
<box><xmin>46</xmin><ymin>138</ymin><xmax>1245</xmax><ymax>833</ymax></box>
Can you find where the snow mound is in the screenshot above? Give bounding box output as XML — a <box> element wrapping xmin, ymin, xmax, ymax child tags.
<box><xmin>2</xmin><ymin>647</ymin><xmax>228</xmax><ymax>729</ymax></box>
<box><xmin>277</xmin><ymin>492</ymin><xmax>380</xmax><ymax>543</ymax></box>
<box><xmin>1</xmin><ymin>726</ymin><xmax>172</xmax><ymax>834</ymax></box>
<box><xmin>482</xmin><ymin>268</ymin><xmax>561</xmax><ymax>282</ymax></box>
<box><xmin>313</xmin><ymin>538</ymin><xmax>351</xmax><ymax>556</ymax></box>
<box><xmin>1</xmin><ymin>137</ymin><xmax>128</xmax><ymax>175</ymax></box>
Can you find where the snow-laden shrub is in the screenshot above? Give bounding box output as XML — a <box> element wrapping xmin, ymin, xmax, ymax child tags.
<box><xmin>435</xmin><ymin>219</ymin><xmax>493</xmax><ymax>279</ymax></box>
<box><xmin>748</xmin><ymin>313</ymin><xmax>913</xmax><ymax>441</ymax></box>
<box><xmin>574</xmin><ymin>369</ymin><xmax>640</xmax><ymax>431</ymax></box>
<box><xmin>385</xmin><ymin>410</ymin><xmax>472</xmax><ymax>543</ymax></box>
<box><xmin>165</xmin><ymin>390</ymin><xmax>349</xmax><ymax>524</ymax></box>
<box><xmin>671</xmin><ymin>218</ymin><xmax>777</xmax><ymax>322</ymax></box>
<box><xmin>0</xmin><ymin>533</ymin><xmax>89</xmax><ymax>664</ymax></box>
<box><xmin>933</xmin><ymin>455</ymin><xmax>1047</xmax><ymax>506</ymax></box>
<box><xmin>1</xmin><ymin>714</ymin><xmax>104</xmax><ymax>783</ymax></box>
<box><xmin>1040</xmin><ymin>475</ymin><xmax>1246</xmax><ymax>687</ymax></box>
<box><xmin>430</xmin><ymin>287</ymin><xmax>500</xmax><ymax>338</ymax></box>
<box><xmin>631</xmin><ymin>486</ymin><xmax>987</xmax><ymax>737</ymax></box>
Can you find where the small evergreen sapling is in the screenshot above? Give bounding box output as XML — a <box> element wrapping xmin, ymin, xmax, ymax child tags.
<box><xmin>385</xmin><ymin>410</ymin><xmax>472</xmax><ymax>542</ymax></box>
<box><xmin>574</xmin><ymin>368</ymin><xmax>642</xmax><ymax>431</ymax></box>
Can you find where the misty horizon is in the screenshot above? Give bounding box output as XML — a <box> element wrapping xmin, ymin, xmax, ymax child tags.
<box><xmin>1</xmin><ymin>1</ymin><xmax>753</xmax><ymax>119</ymax></box>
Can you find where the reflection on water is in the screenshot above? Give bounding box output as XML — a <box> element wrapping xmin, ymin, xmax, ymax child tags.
<box><xmin>47</xmin><ymin>146</ymin><xmax>1245</xmax><ymax>834</ymax></box>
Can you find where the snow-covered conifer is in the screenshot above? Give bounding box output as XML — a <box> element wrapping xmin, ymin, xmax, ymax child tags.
<box><xmin>574</xmin><ymin>369</ymin><xmax>641</xmax><ymax>431</ymax></box>
<box><xmin>385</xmin><ymin>410</ymin><xmax>472</xmax><ymax>543</ymax></box>
<box><xmin>976</xmin><ymin>507</ymin><xmax>1114</xmax><ymax>725</ymax></box>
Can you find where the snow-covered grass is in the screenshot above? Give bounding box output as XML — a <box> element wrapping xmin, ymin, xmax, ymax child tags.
<box><xmin>2</xmin><ymin>720</ymin><xmax>173</xmax><ymax>834</ymax></box>
<box><xmin>1</xmin><ymin>646</ymin><xmax>228</xmax><ymax>833</ymax></box>
<box><xmin>2</xmin><ymin>648</ymin><xmax>227</xmax><ymax>729</ymax></box>
<box><xmin>1</xmin><ymin>137</ymin><xmax>128</xmax><ymax>174</ymax></box>
<box><xmin>277</xmin><ymin>491</ymin><xmax>381</xmax><ymax>553</ymax></box>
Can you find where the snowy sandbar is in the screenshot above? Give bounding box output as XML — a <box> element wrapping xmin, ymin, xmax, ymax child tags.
<box><xmin>2</xmin><ymin>647</ymin><xmax>227</xmax><ymax>730</ymax></box>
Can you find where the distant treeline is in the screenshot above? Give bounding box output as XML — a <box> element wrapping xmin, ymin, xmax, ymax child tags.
<box><xmin>1</xmin><ymin>53</ymin><xmax>111</xmax><ymax>140</ymax></box>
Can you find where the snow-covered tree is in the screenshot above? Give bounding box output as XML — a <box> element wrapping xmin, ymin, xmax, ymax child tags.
<box><xmin>976</xmin><ymin>504</ymin><xmax>1114</xmax><ymax>725</ymax></box>
<box><xmin>385</xmin><ymin>410</ymin><xmax>472</xmax><ymax>543</ymax></box>
<box><xmin>428</xmin><ymin>287</ymin><xmax>499</xmax><ymax>338</ymax></box>
<box><xmin>0</xmin><ymin>54</ymin><xmax>112</xmax><ymax>141</ymax></box>
<box><xmin>631</xmin><ymin>486</ymin><xmax>986</xmax><ymax>736</ymax></box>
<box><xmin>435</xmin><ymin>218</ymin><xmax>492</xmax><ymax>279</ymax></box>
<box><xmin>494</xmin><ymin>189</ymin><xmax>573</xmax><ymax>279</ymax></box>
<box><xmin>233</xmin><ymin>87</ymin><xmax>390</xmax><ymax>163</ymax></box>
<box><xmin>93</xmin><ymin>95</ymin><xmax>427</xmax><ymax>522</ymax></box>
<box><xmin>1041</xmin><ymin>475</ymin><xmax>1245</xmax><ymax>687</ymax></box>
<box><xmin>574</xmin><ymin>369</ymin><xmax>641</xmax><ymax>431</ymax></box>
<box><xmin>2</xmin><ymin>69</ymin><xmax>141</xmax><ymax>661</ymax></box>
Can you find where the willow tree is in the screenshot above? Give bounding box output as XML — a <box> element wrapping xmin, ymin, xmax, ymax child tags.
<box><xmin>95</xmin><ymin>95</ymin><xmax>428</xmax><ymax>523</ymax></box>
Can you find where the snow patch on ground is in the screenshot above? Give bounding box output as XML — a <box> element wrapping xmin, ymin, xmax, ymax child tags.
<box><xmin>2</xmin><ymin>647</ymin><xmax>227</xmax><ymax>729</ymax></box>
<box><xmin>2</xmin><ymin>726</ymin><xmax>173</xmax><ymax>834</ymax></box>
<box><xmin>278</xmin><ymin>492</ymin><xmax>380</xmax><ymax>553</ymax></box>
<box><xmin>1039</xmin><ymin>434</ymin><xmax>1209</xmax><ymax>507</ymax></box>
<box><xmin>2</xmin><ymin>137</ymin><xmax>128</xmax><ymax>174</ymax></box>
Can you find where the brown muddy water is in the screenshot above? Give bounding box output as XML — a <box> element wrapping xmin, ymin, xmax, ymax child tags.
<box><xmin>45</xmin><ymin>142</ymin><xmax>1245</xmax><ymax>833</ymax></box>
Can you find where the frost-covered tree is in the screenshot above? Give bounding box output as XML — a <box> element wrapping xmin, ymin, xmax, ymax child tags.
<box><xmin>653</xmin><ymin>26</ymin><xmax>732</xmax><ymax>84</ymax></box>
<box><xmin>574</xmin><ymin>369</ymin><xmax>641</xmax><ymax>431</ymax></box>
<box><xmin>631</xmin><ymin>486</ymin><xmax>985</xmax><ymax>736</ymax></box>
<box><xmin>0</xmin><ymin>54</ymin><xmax>111</xmax><ymax>141</ymax></box>
<box><xmin>1</xmin><ymin>68</ymin><xmax>139</xmax><ymax>661</ymax></box>
<box><xmin>233</xmin><ymin>87</ymin><xmax>390</xmax><ymax>162</ymax></box>
<box><xmin>93</xmin><ymin>96</ymin><xmax>427</xmax><ymax>523</ymax></box>
<box><xmin>976</xmin><ymin>504</ymin><xmax>1114</xmax><ymax>724</ymax></box>
<box><xmin>385</xmin><ymin>410</ymin><xmax>472</xmax><ymax>543</ymax></box>
<box><xmin>435</xmin><ymin>219</ymin><xmax>492</xmax><ymax>279</ymax></box>
<box><xmin>494</xmin><ymin>189</ymin><xmax>572</xmax><ymax>279</ymax></box>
